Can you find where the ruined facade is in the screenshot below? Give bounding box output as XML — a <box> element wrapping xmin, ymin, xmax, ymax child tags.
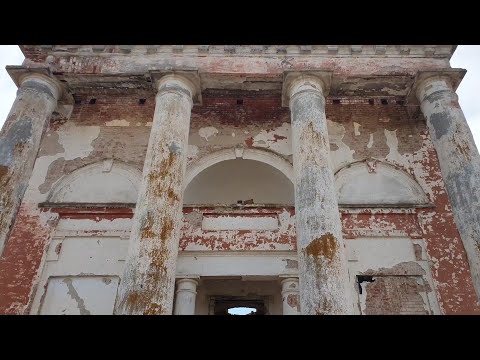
<box><xmin>0</xmin><ymin>45</ymin><xmax>479</xmax><ymax>315</ymax></box>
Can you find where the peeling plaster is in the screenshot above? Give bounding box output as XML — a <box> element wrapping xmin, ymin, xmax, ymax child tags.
<box><xmin>105</xmin><ymin>119</ymin><xmax>130</xmax><ymax>127</ymax></box>
<box><xmin>198</xmin><ymin>127</ymin><xmax>219</xmax><ymax>142</ymax></box>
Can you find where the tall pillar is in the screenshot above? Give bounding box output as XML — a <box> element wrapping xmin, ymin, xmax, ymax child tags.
<box><xmin>173</xmin><ymin>278</ymin><xmax>198</xmax><ymax>315</ymax></box>
<box><xmin>283</xmin><ymin>72</ymin><xmax>352</xmax><ymax>315</ymax></box>
<box><xmin>415</xmin><ymin>70</ymin><xmax>480</xmax><ymax>300</ymax></box>
<box><xmin>281</xmin><ymin>277</ymin><xmax>300</xmax><ymax>315</ymax></box>
<box><xmin>0</xmin><ymin>69</ymin><xmax>61</xmax><ymax>255</ymax></box>
<box><xmin>114</xmin><ymin>71</ymin><xmax>200</xmax><ymax>315</ymax></box>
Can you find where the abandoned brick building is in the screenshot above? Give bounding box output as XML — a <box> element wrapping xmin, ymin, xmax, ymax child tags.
<box><xmin>1</xmin><ymin>45</ymin><xmax>480</xmax><ymax>315</ymax></box>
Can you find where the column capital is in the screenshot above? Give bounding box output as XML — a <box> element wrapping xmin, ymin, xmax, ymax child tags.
<box><xmin>150</xmin><ymin>70</ymin><xmax>202</xmax><ymax>105</ymax></box>
<box><xmin>176</xmin><ymin>278</ymin><xmax>199</xmax><ymax>292</ymax></box>
<box><xmin>282</xmin><ymin>70</ymin><xmax>333</xmax><ymax>107</ymax></box>
<box><xmin>408</xmin><ymin>68</ymin><xmax>466</xmax><ymax>104</ymax></box>
<box><xmin>6</xmin><ymin>66</ymin><xmax>63</xmax><ymax>101</ymax></box>
<box><xmin>280</xmin><ymin>277</ymin><xmax>299</xmax><ymax>292</ymax></box>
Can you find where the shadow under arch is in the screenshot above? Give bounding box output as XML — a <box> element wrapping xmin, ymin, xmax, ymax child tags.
<box><xmin>185</xmin><ymin>147</ymin><xmax>294</xmax><ymax>188</ymax></box>
<box><xmin>184</xmin><ymin>148</ymin><xmax>294</xmax><ymax>205</ymax></box>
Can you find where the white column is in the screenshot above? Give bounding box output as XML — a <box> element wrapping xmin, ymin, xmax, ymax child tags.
<box><xmin>0</xmin><ymin>71</ymin><xmax>61</xmax><ymax>255</ymax></box>
<box><xmin>283</xmin><ymin>72</ymin><xmax>353</xmax><ymax>315</ymax></box>
<box><xmin>114</xmin><ymin>72</ymin><xmax>199</xmax><ymax>315</ymax></box>
<box><xmin>173</xmin><ymin>278</ymin><xmax>198</xmax><ymax>315</ymax></box>
<box><xmin>416</xmin><ymin>71</ymin><xmax>480</xmax><ymax>300</ymax></box>
<box><xmin>281</xmin><ymin>278</ymin><xmax>300</xmax><ymax>315</ymax></box>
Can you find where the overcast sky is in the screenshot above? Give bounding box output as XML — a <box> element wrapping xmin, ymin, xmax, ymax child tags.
<box><xmin>1</xmin><ymin>45</ymin><xmax>479</xmax><ymax>148</ymax></box>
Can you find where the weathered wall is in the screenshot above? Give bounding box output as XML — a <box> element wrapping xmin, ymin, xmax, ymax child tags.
<box><xmin>1</xmin><ymin>67</ymin><xmax>479</xmax><ymax>314</ymax></box>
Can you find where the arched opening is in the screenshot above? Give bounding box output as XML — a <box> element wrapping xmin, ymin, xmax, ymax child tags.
<box><xmin>184</xmin><ymin>159</ymin><xmax>294</xmax><ymax>205</ymax></box>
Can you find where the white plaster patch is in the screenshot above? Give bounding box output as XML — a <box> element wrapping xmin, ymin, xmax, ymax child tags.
<box><xmin>57</xmin><ymin>123</ymin><xmax>100</xmax><ymax>160</ymax></box>
<box><xmin>202</xmin><ymin>214</ymin><xmax>279</xmax><ymax>231</ymax></box>
<box><xmin>199</xmin><ymin>126</ymin><xmax>219</xmax><ymax>141</ymax></box>
<box><xmin>327</xmin><ymin>119</ymin><xmax>355</xmax><ymax>171</ymax></box>
<box><xmin>354</xmin><ymin>122</ymin><xmax>361</xmax><ymax>136</ymax></box>
<box><xmin>39</xmin><ymin>276</ymin><xmax>120</xmax><ymax>315</ymax></box>
<box><xmin>252</xmin><ymin>122</ymin><xmax>292</xmax><ymax>156</ymax></box>
<box><xmin>105</xmin><ymin>119</ymin><xmax>130</xmax><ymax>127</ymax></box>
<box><xmin>187</xmin><ymin>145</ymin><xmax>199</xmax><ymax>161</ymax></box>
<box><xmin>385</xmin><ymin>129</ymin><xmax>403</xmax><ymax>164</ymax></box>
<box><xmin>367</xmin><ymin>134</ymin><xmax>374</xmax><ymax>148</ymax></box>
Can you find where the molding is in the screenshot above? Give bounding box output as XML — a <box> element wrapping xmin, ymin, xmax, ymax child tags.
<box><xmin>21</xmin><ymin>45</ymin><xmax>457</xmax><ymax>59</ymax></box>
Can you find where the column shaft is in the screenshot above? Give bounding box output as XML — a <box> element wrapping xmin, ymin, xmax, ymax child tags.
<box><xmin>288</xmin><ymin>74</ymin><xmax>352</xmax><ymax>315</ymax></box>
<box><xmin>281</xmin><ymin>278</ymin><xmax>300</xmax><ymax>315</ymax></box>
<box><xmin>0</xmin><ymin>73</ymin><xmax>60</xmax><ymax>255</ymax></box>
<box><xmin>115</xmin><ymin>74</ymin><xmax>196</xmax><ymax>315</ymax></box>
<box><xmin>417</xmin><ymin>76</ymin><xmax>480</xmax><ymax>300</ymax></box>
<box><xmin>173</xmin><ymin>279</ymin><xmax>198</xmax><ymax>315</ymax></box>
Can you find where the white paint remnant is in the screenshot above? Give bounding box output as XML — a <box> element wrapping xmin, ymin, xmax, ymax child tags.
<box><xmin>367</xmin><ymin>134</ymin><xmax>374</xmax><ymax>148</ymax></box>
<box><xmin>354</xmin><ymin>122</ymin><xmax>361</xmax><ymax>136</ymax></box>
<box><xmin>202</xmin><ymin>214</ymin><xmax>279</xmax><ymax>231</ymax></box>
<box><xmin>199</xmin><ymin>126</ymin><xmax>219</xmax><ymax>141</ymax></box>
<box><xmin>57</xmin><ymin>123</ymin><xmax>100</xmax><ymax>160</ymax></box>
<box><xmin>105</xmin><ymin>119</ymin><xmax>130</xmax><ymax>127</ymax></box>
<box><xmin>145</xmin><ymin>121</ymin><xmax>153</xmax><ymax>127</ymax></box>
<box><xmin>232</xmin><ymin>133</ymin><xmax>236</xmax><ymax>137</ymax></box>
<box><xmin>252</xmin><ymin>122</ymin><xmax>292</xmax><ymax>156</ymax></box>
<box><xmin>385</xmin><ymin>129</ymin><xmax>403</xmax><ymax>164</ymax></box>
<box><xmin>327</xmin><ymin>119</ymin><xmax>355</xmax><ymax>171</ymax></box>
<box><xmin>187</xmin><ymin>145</ymin><xmax>199</xmax><ymax>161</ymax></box>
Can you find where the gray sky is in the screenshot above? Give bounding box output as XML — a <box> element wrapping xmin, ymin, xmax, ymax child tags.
<box><xmin>1</xmin><ymin>45</ymin><xmax>479</xmax><ymax>147</ymax></box>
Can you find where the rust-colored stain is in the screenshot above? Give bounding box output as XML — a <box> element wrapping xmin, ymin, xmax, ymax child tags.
<box><xmin>144</xmin><ymin>303</ymin><xmax>164</xmax><ymax>315</ymax></box>
<box><xmin>314</xmin><ymin>298</ymin><xmax>334</xmax><ymax>315</ymax></box>
<box><xmin>148</xmin><ymin>247</ymin><xmax>168</xmax><ymax>274</ymax></box>
<box><xmin>160</xmin><ymin>218</ymin><xmax>173</xmax><ymax>241</ymax></box>
<box><xmin>167</xmin><ymin>188</ymin><xmax>179</xmax><ymax>203</ymax></box>
<box><xmin>0</xmin><ymin>165</ymin><xmax>9</xmax><ymax>185</ymax></box>
<box><xmin>287</xmin><ymin>293</ymin><xmax>300</xmax><ymax>312</ymax></box>
<box><xmin>140</xmin><ymin>213</ymin><xmax>156</xmax><ymax>239</ymax></box>
<box><xmin>304</xmin><ymin>233</ymin><xmax>338</xmax><ymax>263</ymax></box>
<box><xmin>244</xmin><ymin>137</ymin><xmax>254</xmax><ymax>147</ymax></box>
<box><xmin>273</xmin><ymin>134</ymin><xmax>287</xmax><ymax>141</ymax></box>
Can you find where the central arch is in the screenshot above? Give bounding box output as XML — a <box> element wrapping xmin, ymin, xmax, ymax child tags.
<box><xmin>184</xmin><ymin>147</ymin><xmax>294</xmax><ymax>188</ymax></box>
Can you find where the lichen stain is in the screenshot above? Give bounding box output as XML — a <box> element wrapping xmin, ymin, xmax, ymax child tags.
<box><xmin>144</xmin><ymin>303</ymin><xmax>164</xmax><ymax>315</ymax></box>
<box><xmin>140</xmin><ymin>213</ymin><xmax>156</xmax><ymax>239</ymax></box>
<box><xmin>0</xmin><ymin>165</ymin><xmax>9</xmax><ymax>185</ymax></box>
<box><xmin>167</xmin><ymin>188</ymin><xmax>180</xmax><ymax>203</ymax></box>
<box><xmin>304</xmin><ymin>233</ymin><xmax>338</xmax><ymax>263</ymax></box>
<box><xmin>314</xmin><ymin>298</ymin><xmax>334</xmax><ymax>315</ymax></box>
<box><xmin>160</xmin><ymin>218</ymin><xmax>173</xmax><ymax>242</ymax></box>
